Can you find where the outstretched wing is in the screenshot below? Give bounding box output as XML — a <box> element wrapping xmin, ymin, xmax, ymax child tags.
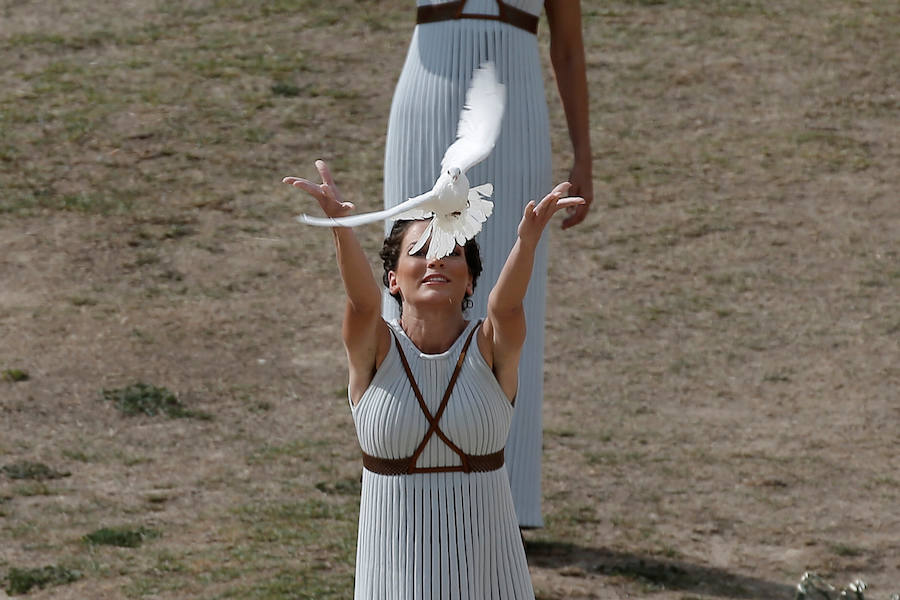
<box><xmin>440</xmin><ymin>62</ymin><xmax>506</xmax><ymax>174</ymax></box>
<box><xmin>296</xmin><ymin>189</ymin><xmax>436</xmax><ymax>227</ymax></box>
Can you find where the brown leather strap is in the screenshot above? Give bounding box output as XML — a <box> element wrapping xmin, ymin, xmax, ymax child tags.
<box><xmin>362</xmin><ymin>448</ymin><xmax>504</xmax><ymax>475</ymax></box>
<box><xmin>394</xmin><ymin>322</ymin><xmax>481</xmax><ymax>473</ymax></box>
<box><xmin>360</xmin><ymin>321</ymin><xmax>505</xmax><ymax>476</ymax></box>
<box><xmin>362</xmin><ymin>321</ymin><xmax>503</xmax><ymax>475</ymax></box>
<box><xmin>416</xmin><ymin>0</ymin><xmax>539</xmax><ymax>35</ymax></box>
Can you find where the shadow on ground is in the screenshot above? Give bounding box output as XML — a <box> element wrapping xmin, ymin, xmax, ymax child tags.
<box><xmin>527</xmin><ymin>540</ymin><xmax>796</xmax><ymax>600</ymax></box>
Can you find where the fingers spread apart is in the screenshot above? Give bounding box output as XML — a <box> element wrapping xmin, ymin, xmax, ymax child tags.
<box><xmin>282</xmin><ymin>176</ymin><xmax>321</xmax><ymax>197</ymax></box>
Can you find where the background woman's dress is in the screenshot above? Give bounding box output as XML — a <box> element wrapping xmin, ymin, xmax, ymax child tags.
<box><xmin>351</xmin><ymin>319</ymin><xmax>534</xmax><ymax>598</ymax></box>
<box><xmin>383</xmin><ymin>0</ymin><xmax>551</xmax><ymax>527</ymax></box>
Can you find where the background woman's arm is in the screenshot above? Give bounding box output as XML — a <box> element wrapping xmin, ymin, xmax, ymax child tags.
<box><xmin>546</xmin><ymin>0</ymin><xmax>594</xmax><ymax>229</ymax></box>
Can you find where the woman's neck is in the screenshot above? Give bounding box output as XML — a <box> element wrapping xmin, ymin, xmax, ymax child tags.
<box><xmin>399</xmin><ymin>307</ymin><xmax>467</xmax><ymax>354</ymax></box>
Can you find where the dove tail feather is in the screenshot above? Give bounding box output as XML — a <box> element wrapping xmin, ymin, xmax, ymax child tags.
<box><xmin>409</xmin><ymin>220</ymin><xmax>434</xmax><ymax>255</ymax></box>
<box><xmin>426</xmin><ymin>224</ymin><xmax>456</xmax><ymax>260</ymax></box>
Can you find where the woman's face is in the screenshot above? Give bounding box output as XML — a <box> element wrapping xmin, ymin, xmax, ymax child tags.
<box><xmin>388</xmin><ymin>221</ymin><xmax>474</xmax><ymax>312</ymax></box>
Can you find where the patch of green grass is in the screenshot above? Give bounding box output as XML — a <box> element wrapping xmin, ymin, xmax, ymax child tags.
<box><xmin>122</xmin><ymin>549</ymin><xmax>198</xmax><ymax>597</ymax></box>
<box><xmin>600</xmin><ymin>257</ymin><xmax>619</xmax><ymax>270</ymax></box>
<box><xmin>61</xmin><ymin>448</ymin><xmax>94</xmax><ymax>463</ymax></box>
<box><xmin>306</xmin><ymin>85</ymin><xmax>361</xmax><ymax>101</ymax></box>
<box><xmin>69</xmin><ymin>295</ymin><xmax>98</xmax><ymax>307</ymax></box>
<box><xmin>12</xmin><ymin>482</ymin><xmax>53</xmax><ymax>497</ymax></box>
<box><xmin>792</xmin><ymin>129</ymin><xmax>874</xmax><ymax>173</ymax></box>
<box><xmin>561</xmin><ymin>504</ymin><xmax>603</xmax><ymax>526</ymax></box>
<box><xmin>243</xmin><ymin>126</ymin><xmax>273</xmax><ymax>143</ymax></box>
<box><xmin>545</xmin><ymin>428</ymin><xmax>577</xmax><ymax>438</ymax></box>
<box><xmin>247</xmin><ymin>438</ymin><xmax>332</xmax><ymax>464</ymax></box>
<box><xmin>84</xmin><ymin>525</ymin><xmax>160</xmax><ymax>548</ymax></box>
<box><xmin>828</xmin><ymin>542</ymin><xmax>864</xmax><ymax>557</ymax></box>
<box><xmin>102</xmin><ymin>382</ymin><xmax>210</xmax><ymax>419</ymax></box>
<box><xmin>222</xmin><ymin>568</ymin><xmax>352</xmax><ymax>600</ymax></box>
<box><xmin>247</xmin><ymin>400</ymin><xmax>273</xmax><ymax>413</ymax></box>
<box><xmin>669</xmin><ymin>357</ymin><xmax>695</xmax><ymax>374</ymax></box>
<box><xmin>585</xmin><ymin>450</ymin><xmax>619</xmax><ymax>466</ymax></box>
<box><xmin>868</xmin><ymin>475</ymin><xmax>900</xmax><ymax>489</ymax></box>
<box><xmin>315</xmin><ymin>477</ymin><xmax>361</xmax><ymax>496</ymax></box>
<box><xmin>0</xmin><ymin>188</ymin><xmax>139</xmax><ymax>216</ymax></box>
<box><xmin>1</xmin><ymin>369</ymin><xmax>29</xmax><ymax>382</ymax></box>
<box><xmin>656</xmin><ymin>544</ymin><xmax>682</xmax><ymax>559</ymax></box>
<box><xmin>134</xmin><ymin>251</ymin><xmax>162</xmax><ymax>267</ymax></box>
<box><xmin>4</xmin><ymin>565</ymin><xmax>82</xmax><ymax>595</ymax></box>
<box><xmin>8</xmin><ymin>30</ymin><xmax>113</xmax><ymax>52</ymax></box>
<box><xmin>130</xmin><ymin>328</ymin><xmax>155</xmax><ymax>344</ymax></box>
<box><xmin>150</xmin><ymin>549</ymin><xmax>188</xmax><ymax>574</ymax></box>
<box><xmin>225</xmin><ymin>496</ymin><xmax>357</xmax><ymax>597</ymax></box>
<box><xmin>238</xmin><ymin>499</ymin><xmax>354</xmax><ymax>535</ymax></box>
<box><xmin>164</xmin><ymin>223</ymin><xmax>195</xmax><ymax>240</ymax></box>
<box><xmin>271</xmin><ymin>81</ymin><xmax>302</xmax><ymax>97</ymax></box>
<box><xmin>762</xmin><ymin>368</ymin><xmax>793</xmax><ymax>383</ymax></box>
<box><xmin>1</xmin><ymin>461</ymin><xmax>70</xmax><ymax>481</ymax></box>
<box><xmin>236</xmin><ymin>497</ymin><xmax>357</xmax><ymax>557</ymax></box>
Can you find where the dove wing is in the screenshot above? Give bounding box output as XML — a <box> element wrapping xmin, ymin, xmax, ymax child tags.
<box><xmin>296</xmin><ymin>190</ymin><xmax>436</xmax><ymax>227</ymax></box>
<box><xmin>440</xmin><ymin>62</ymin><xmax>506</xmax><ymax>174</ymax></box>
<box><xmin>467</xmin><ymin>183</ymin><xmax>494</xmax><ymax>221</ymax></box>
<box><xmin>468</xmin><ymin>183</ymin><xmax>493</xmax><ymax>200</ymax></box>
<box><xmin>408</xmin><ymin>220</ymin><xmax>435</xmax><ymax>255</ymax></box>
<box><xmin>423</xmin><ymin>221</ymin><xmax>458</xmax><ymax>260</ymax></box>
<box><xmin>391</xmin><ymin>188</ymin><xmax>437</xmax><ymax>221</ymax></box>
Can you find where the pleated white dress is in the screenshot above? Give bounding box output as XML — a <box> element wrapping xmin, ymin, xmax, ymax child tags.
<box><xmin>382</xmin><ymin>0</ymin><xmax>551</xmax><ymax>527</ymax></box>
<box><xmin>351</xmin><ymin>319</ymin><xmax>534</xmax><ymax>599</ymax></box>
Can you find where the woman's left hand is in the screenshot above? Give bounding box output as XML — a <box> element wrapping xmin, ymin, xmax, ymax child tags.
<box><xmin>518</xmin><ymin>182</ymin><xmax>585</xmax><ymax>246</ymax></box>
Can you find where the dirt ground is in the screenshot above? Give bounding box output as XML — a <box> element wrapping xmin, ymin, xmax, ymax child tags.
<box><xmin>1</xmin><ymin>1</ymin><xmax>898</xmax><ymax>599</ymax></box>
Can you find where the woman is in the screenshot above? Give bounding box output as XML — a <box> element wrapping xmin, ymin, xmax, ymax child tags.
<box><xmin>284</xmin><ymin>160</ymin><xmax>583</xmax><ymax>599</ymax></box>
<box><xmin>383</xmin><ymin>0</ymin><xmax>593</xmax><ymax>528</ymax></box>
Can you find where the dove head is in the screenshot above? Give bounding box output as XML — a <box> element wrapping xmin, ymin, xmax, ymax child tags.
<box><xmin>447</xmin><ymin>167</ymin><xmax>462</xmax><ymax>182</ymax></box>
<box><xmin>380</xmin><ymin>219</ymin><xmax>482</xmax><ymax>314</ymax></box>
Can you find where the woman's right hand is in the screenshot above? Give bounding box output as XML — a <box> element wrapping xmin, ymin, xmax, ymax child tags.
<box><xmin>283</xmin><ymin>160</ymin><xmax>355</xmax><ymax>219</ymax></box>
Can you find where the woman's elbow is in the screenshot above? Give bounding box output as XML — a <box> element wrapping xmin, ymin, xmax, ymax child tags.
<box><xmin>487</xmin><ymin>300</ymin><xmax>525</xmax><ymax>325</ymax></box>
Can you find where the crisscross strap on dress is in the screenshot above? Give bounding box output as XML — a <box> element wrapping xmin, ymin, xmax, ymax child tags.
<box><xmin>416</xmin><ymin>0</ymin><xmax>539</xmax><ymax>35</ymax></box>
<box><xmin>360</xmin><ymin>321</ymin><xmax>506</xmax><ymax>475</ymax></box>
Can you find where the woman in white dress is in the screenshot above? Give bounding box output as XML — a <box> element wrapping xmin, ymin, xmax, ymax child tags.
<box><xmin>383</xmin><ymin>0</ymin><xmax>593</xmax><ymax>528</ymax></box>
<box><xmin>283</xmin><ymin>160</ymin><xmax>583</xmax><ymax>598</ymax></box>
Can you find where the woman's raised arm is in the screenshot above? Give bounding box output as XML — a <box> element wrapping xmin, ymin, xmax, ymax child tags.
<box><xmin>484</xmin><ymin>183</ymin><xmax>585</xmax><ymax>400</ymax></box>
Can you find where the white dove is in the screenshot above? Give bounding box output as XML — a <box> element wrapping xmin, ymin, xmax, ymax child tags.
<box><xmin>295</xmin><ymin>62</ymin><xmax>506</xmax><ymax>259</ymax></box>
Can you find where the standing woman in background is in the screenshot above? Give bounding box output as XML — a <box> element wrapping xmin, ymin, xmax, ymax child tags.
<box><xmin>382</xmin><ymin>0</ymin><xmax>593</xmax><ymax>528</ymax></box>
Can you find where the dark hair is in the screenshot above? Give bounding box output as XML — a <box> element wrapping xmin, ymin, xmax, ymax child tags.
<box><xmin>379</xmin><ymin>219</ymin><xmax>482</xmax><ymax>311</ymax></box>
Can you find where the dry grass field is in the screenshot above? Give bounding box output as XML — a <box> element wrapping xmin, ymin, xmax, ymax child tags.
<box><xmin>1</xmin><ymin>0</ymin><xmax>898</xmax><ymax>598</ymax></box>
